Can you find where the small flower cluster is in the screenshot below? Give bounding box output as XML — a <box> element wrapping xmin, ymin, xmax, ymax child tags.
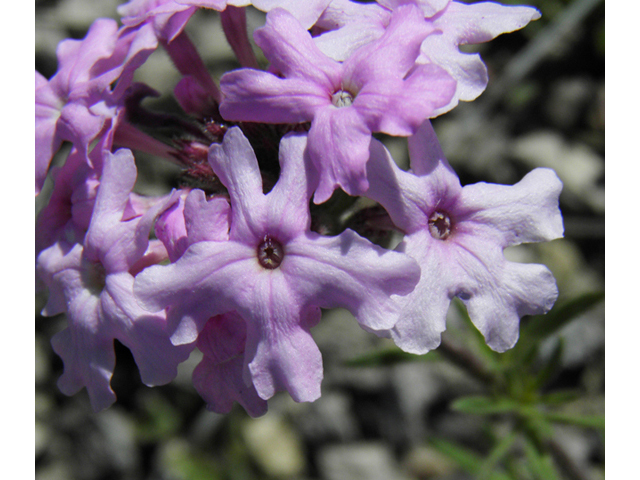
<box><xmin>35</xmin><ymin>0</ymin><xmax>563</xmax><ymax>416</ymax></box>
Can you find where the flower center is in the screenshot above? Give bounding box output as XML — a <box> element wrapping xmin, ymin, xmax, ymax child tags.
<box><xmin>257</xmin><ymin>235</ymin><xmax>284</xmax><ymax>269</ymax></box>
<box><xmin>428</xmin><ymin>211</ymin><xmax>452</xmax><ymax>240</ymax></box>
<box><xmin>81</xmin><ymin>257</ymin><xmax>107</xmax><ymax>295</ymax></box>
<box><xmin>332</xmin><ymin>90</ymin><xmax>354</xmax><ymax>108</ymax></box>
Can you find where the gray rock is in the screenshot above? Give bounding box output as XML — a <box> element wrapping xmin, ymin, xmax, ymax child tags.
<box><xmin>291</xmin><ymin>391</ymin><xmax>359</xmax><ymax>443</ymax></box>
<box><xmin>511</xmin><ymin>131</ymin><xmax>604</xmax><ymax>212</ymax></box>
<box><xmin>242</xmin><ymin>414</ymin><xmax>306</xmax><ymax>477</ymax></box>
<box><xmin>545</xmin><ymin>78</ymin><xmax>595</xmax><ymax>130</ymax></box>
<box><xmin>317</xmin><ymin>442</ymin><xmax>411</xmax><ymax>480</ymax></box>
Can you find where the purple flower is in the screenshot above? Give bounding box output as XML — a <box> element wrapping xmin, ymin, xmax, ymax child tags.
<box><xmin>418</xmin><ymin>1</ymin><xmax>541</xmax><ymax>114</ymax></box>
<box><xmin>312</xmin><ymin>0</ymin><xmax>449</xmax><ymax>61</ymax></box>
<box><xmin>134</xmin><ymin>127</ymin><xmax>420</xmax><ymax>403</ymax></box>
<box><xmin>193</xmin><ymin>311</ymin><xmax>268</xmax><ymax>417</ymax></box>
<box><xmin>118</xmin><ymin>0</ymin><xmax>203</xmax><ymax>41</ymax></box>
<box><xmin>219</xmin><ymin>6</ymin><xmax>456</xmax><ymax>203</ymax></box>
<box><xmin>118</xmin><ymin>0</ymin><xmax>332</xmax><ymax>41</ymax></box>
<box><xmin>155</xmin><ymin>189</ymin><xmax>231</xmax><ymax>262</ymax></box>
<box><xmin>37</xmin><ymin>148</ymin><xmax>190</xmax><ymax>411</ymax></box>
<box><xmin>313</xmin><ymin>0</ymin><xmax>540</xmax><ymax>114</ymax></box>
<box><xmin>364</xmin><ymin>122</ymin><xmax>563</xmax><ymax>353</ymax></box>
<box><xmin>35</xmin><ymin>19</ymin><xmax>157</xmax><ymax>195</ymax></box>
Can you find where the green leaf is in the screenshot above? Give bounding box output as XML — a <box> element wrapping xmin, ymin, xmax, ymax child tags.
<box><xmin>135</xmin><ymin>393</ymin><xmax>182</xmax><ymax>441</ymax></box>
<box><xmin>543</xmin><ymin>412</ymin><xmax>605</xmax><ymax>431</ymax></box>
<box><xmin>452</xmin><ymin>298</ymin><xmax>501</xmax><ymax>366</ymax></box>
<box><xmin>430</xmin><ymin>438</ymin><xmax>514</xmax><ymax>480</ymax></box>
<box><xmin>344</xmin><ymin>347</ymin><xmax>437</xmax><ymax>367</ymax></box>
<box><xmin>523</xmin><ymin>410</ymin><xmax>556</xmax><ymax>440</ymax></box>
<box><xmin>510</xmin><ymin>291</ymin><xmax>604</xmax><ymax>364</ymax></box>
<box><xmin>532</xmin><ymin>339</ymin><xmax>564</xmax><ymax>390</ymax></box>
<box><xmin>478</xmin><ymin>431</ymin><xmax>519</xmax><ymax>480</ymax></box>
<box><xmin>538</xmin><ymin>390</ymin><xmax>580</xmax><ymax>405</ymax></box>
<box><xmin>522</xmin><ymin>436</ymin><xmax>561</xmax><ymax>480</ymax></box>
<box><xmin>451</xmin><ymin>396</ymin><xmax>520</xmax><ymax>415</ymax></box>
<box><xmin>521</xmin><ymin>291</ymin><xmax>604</xmax><ymax>342</ymax></box>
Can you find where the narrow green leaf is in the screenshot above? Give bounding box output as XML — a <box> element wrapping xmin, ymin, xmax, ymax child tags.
<box><xmin>532</xmin><ymin>339</ymin><xmax>564</xmax><ymax>390</ymax></box>
<box><xmin>523</xmin><ymin>410</ymin><xmax>556</xmax><ymax>440</ymax></box>
<box><xmin>538</xmin><ymin>390</ymin><xmax>580</xmax><ymax>405</ymax></box>
<box><xmin>452</xmin><ymin>298</ymin><xmax>501</xmax><ymax>366</ymax></box>
<box><xmin>522</xmin><ymin>436</ymin><xmax>561</xmax><ymax>480</ymax></box>
<box><xmin>543</xmin><ymin>412</ymin><xmax>605</xmax><ymax>430</ymax></box>
<box><xmin>451</xmin><ymin>396</ymin><xmax>520</xmax><ymax>415</ymax></box>
<box><xmin>344</xmin><ymin>347</ymin><xmax>437</xmax><ymax>366</ymax></box>
<box><xmin>510</xmin><ymin>291</ymin><xmax>604</xmax><ymax>364</ymax></box>
<box><xmin>478</xmin><ymin>431</ymin><xmax>519</xmax><ymax>480</ymax></box>
<box><xmin>520</xmin><ymin>291</ymin><xmax>604</xmax><ymax>342</ymax></box>
<box><xmin>430</xmin><ymin>438</ymin><xmax>514</xmax><ymax>480</ymax></box>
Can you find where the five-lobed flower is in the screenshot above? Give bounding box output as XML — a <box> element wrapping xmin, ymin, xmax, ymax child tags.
<box><xmin>364</xmin><ymin>122</ymin><xmax>564</xmax><ymax>353</ymax></box>
<box><xmin>37</xmin><ymin>148</ymin><xmax>191</xmax><ymax>411</ymax></box>
<box><xmin>134</xmin><ymin>127</ymin><xmax>421</xmax><ymax>403</ymax></box>
<box><xmin>219</xmin><ymin>5</ymin><xmax>456</xmax><ymax>203</ymax></box>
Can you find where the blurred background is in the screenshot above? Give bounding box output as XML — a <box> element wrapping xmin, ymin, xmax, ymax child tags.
<box><xmin>35</xmin><ymin>0</ymin><xmax>605</xmax><ymax>479</ymax></box>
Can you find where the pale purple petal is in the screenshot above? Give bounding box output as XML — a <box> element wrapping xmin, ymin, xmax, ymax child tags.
<box><xmin>36</xmin><ymin>19</ymin><xmax>155</xmax><ymax>190</ymax></box>
<box><xmin>378</xmin><ymin>0</ymin><xmax>450</xmax><ymax>18</ymax></box>
<box><xmin>343</xmin><ymin>5</ymin><xmax>435</xmax><ymax>86</ymax></box>
<box><xmin>388</xmin><ymin>231</ymin><xmax>450</xmax><ymax>353</ymax></box>
<box><xmin>313</xmin><ymin>0</ymin><xmax>390</xmax><ymax>61</ymax></box>
<box><xmin>49</xmin><ymin>266</ymin><xmax>117</xmax><ymax>412</ymax></box>
<box><xmin>128</xmin><ymin>240</ymin><xmax>170</xmax><ymax>276</ymax></box>
<box><xmin>469</xmin><ymin>263</ymin><xmax>558</xmax><ymax>352</ymax></box>
<box><xmin>241</xmin><ymin>275</ymin><xmax>324</xmax><ymax>402</ymax></box>
<box><xmin>178</xmin><ymin>0</ymin><xmax>230</xmax><ymax>9</ymax></box>
<box><xmin>133</xmin><ymin>240</ymin><xmax>257</xmax><ymax>342</ymax></box>
<box><xmin>118</xmin><ymin>0</ymin><xmax>196</xmax><ymax>41</ymax></box>
<box><xmin>220</xmin><ymin>70</ymin><xmax>329</xmax><ymax>124</ymax></box>
<box><xmin>184</xmin><ymin>189</ymin><xmax>231</xmax><ymax>244</ymax></box>
<box><xmin>50</xmin><ymin>19</ymin><xmax>120</xmax><ymax>95</ymax></box>
<box><xmin>253</xmin><ymin>8</ymin><xmax>342</xmax><ymax>86</ymax></box>
<box><xmin>265</xmin><ymin>133</ymin><xmax>317</xmax><ymax>241</ymax></box>
<box><xmin>35</xmin><ymin>149</ymin><xmax>100</xmax><ymax>256</ymax></box>
<box><xmin>108</xmin><ymin>23</ymin><xmax>159</xmax><ymax>99</ymax></box>
<box><xmin>363</xmin><ymin>138</ymin><xmax>432</xmax><ymax>233</ymax></box>
<box><xmin>284</xmin><ymin>229</ymin><xmax>421</xmax><ymax>331</ymax></box>
<box><xmin>419</xmin><ymin>35</ymin><xmax>488</xmax><ymax>112</ymax></box>
<box><xmin>85</xmin><ymin>149</ymin><xmax>176</xmax><ymax>273</ymax></box>
<box><xmin>207</xmin><ymin>127</ymin><xmax>268</xmax><ymax>241</ymax></box>
<box><xmin>251</xmin><ymin>0</ymin><xmax>332</xmax><ymax>29</ymax></box>
<box><xmin>55</xmin><ymin>102</ymin><xmax>109</xmax><ymax>156</ymax></box>
<box><xmin>83</xmin><ymin>149</ymin><xmax>138</xmax><ymax>269</ymax></box>
<box><xmin>35</xmin><ymin>72</ymin><xmax>64</xmax><ymax>195</ymax></box>
<box><xmin>420</xmin><ymin>1</ymin><xmax>541</xmax><ymax>113</ymax></box>
<box><xmin>307</xmin><ymin>107</ymin><xmax>372</xmax><ymax>203</ymax></box>
<box><xmin>450</xmin><ymin>231</ymin><xmax>558</xmax><ymax>351</ymax></box>
<box><xmin>436</xmin><ymin>1</ymin><xmax>541</xmax><ymax>45</ymax></box>
<box><xmin>155</xmin><ymin>192</ymin><xmax>190</xmax><ymax>262</ymax></box>
<box><xmin>193</xmin><ymin>355</ymin><xmax>268</xmax><ymax>417</ymax></box>
<box><xmin>313</xmin><ymin>20</ymin><xmax>387</xmax><ymax>62</ymax></box>
<box><xmin>51</xmin><ymin>320</ymin><xmax>117</xmax><ymax>412</ymax></box>
<box><xmin>459</xmin><ymin>168</ymin><xmax>564</xmax><ymax>247</ymax></box>
<box><xmin>37</xmin><ymin>242</ymin><xmax>84</xmax><ymax>317</ymax></box>
<box><xmin>104</xmin><ymin>272</ymin><xmax>193</xmax><ymax>386</ymax></box>
<box><xmin>197</xmin><ymin>312</ymin><xmax>246</xmax><ymax>363</ymax></box>
<box><xmin>353</xmin><ymin>64</ymin><xmax>456</xmax><ymax>136</ymax></box>
<box><xmin>406</xmin><ymin>120</ymin><xmax>448</xmax><ymax>175</ymax></box>
<box><xmin>194</xmin><ymin>312</ymin><xmax>268</xmax><ymax>416</ymax></box>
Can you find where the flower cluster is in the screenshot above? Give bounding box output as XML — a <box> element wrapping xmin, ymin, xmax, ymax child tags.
<box><xmin>35</xmin><ymin>0</ymin><xmax>562</xmax><ymax>416</ymax></box>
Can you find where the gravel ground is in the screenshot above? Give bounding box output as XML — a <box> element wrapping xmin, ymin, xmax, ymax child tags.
<box><xmin>35</xmin><ymin>1</ymin><xmax>605</xmax><ymax>479</ymax></box>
